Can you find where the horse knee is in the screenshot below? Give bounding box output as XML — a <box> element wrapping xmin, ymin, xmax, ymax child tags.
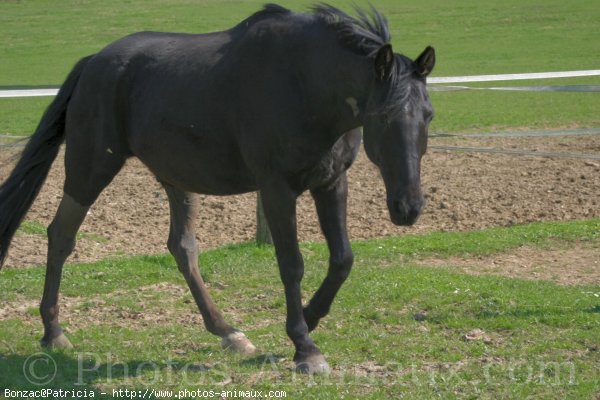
<box><xmin>167</xmin><ymin>234</ymin><xmax>198</xmax><ymax>271</ymax></box>
<box><xmin>277</xmin><ymin>252</ymin><xmax>305</xmax><ymax>285</ymax></box>
<box><xmin>329</xmin><ymin>251</ymin><xmax>353</xmax><ymax>283</ymax></box>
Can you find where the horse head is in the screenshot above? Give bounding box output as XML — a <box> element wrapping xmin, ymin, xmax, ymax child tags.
<box><xmin>363</xmin><ymin>45</ymin><xmax>435</xmax><ymax>226</ymax></box>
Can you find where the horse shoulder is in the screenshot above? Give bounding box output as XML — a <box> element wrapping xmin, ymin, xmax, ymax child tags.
<box><xmin>296</xmin><ymin>129</ymin><xmax>362</xmax><ymax>191</ymax></box>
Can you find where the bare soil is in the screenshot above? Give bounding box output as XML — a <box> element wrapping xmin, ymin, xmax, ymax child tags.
<box><xmin>417</xmin><ymin>241</ymin><xmax>600</xmax><ymax>286</ymax></box>
<box><xmin>1</xmin><ymin>134</ymin><xmax>599</xmax><ymax>284</ymax></box>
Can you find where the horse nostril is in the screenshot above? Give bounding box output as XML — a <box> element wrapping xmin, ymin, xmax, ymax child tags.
<box><xmin>392</xmin><ymin>199</ymin><xmax>406</xmax><ymax>215</ymax></box>
<box><xmin>387</xmin><ymin>196</ymin><xmax>423</xmax><ymax>226</ymax></box>
<box><xmin>408</xmin><ymin>207</ymin><xmax>420</xmax><ymax>221</ymax></box>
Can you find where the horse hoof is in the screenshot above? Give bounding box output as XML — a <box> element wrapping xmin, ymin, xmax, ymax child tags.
<box><xmin>41</xmin><ymin>333</ymin><xmax>73</xmax><ymax>349</ymax></box>
<box><xmin>221</xmin><ymin>332</ymin><xmax>256</xmax><ymax>355</ymax></box>
<box><xmin>295</xmin><ymin>353</ymin><xmax>331</xmax><ymax>374</ymax></box>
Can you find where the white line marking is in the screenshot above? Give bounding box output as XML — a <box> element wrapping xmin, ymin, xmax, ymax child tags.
<box><xmin>0</xmin><ymin>89</ymin><xmax>59</xmax><ymax>98</ymax></box>
<box><xmin>428</xmin><ymin>84</ymin><xmax>600</xmax><ymax>92</ymax></box>
<box><xmin>428</xmin><ymin>69</ymin><xmax>600</xmax><ymax>84</ymax></box>
<box><xmin>1</xmin><ymin>70</ymin><xmax>599</xmax><ymax>98</ymax></box>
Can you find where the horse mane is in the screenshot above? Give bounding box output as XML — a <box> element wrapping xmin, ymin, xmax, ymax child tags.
<box><xmin>237</xmin><ymin>3</ymin><xmax>390</xmax><ymax>58</ymax></box>
<box><xmin>312</xmin><ymin>3</ymin><xmax>391</xmax><ymax>58</ymax></box>
<box><xmin>237</xmin><ymin>3</ymin><xmax>417</xmax><ymax>118</ymax></box>
<box><xmin>234</xmin><ymin>4</ymin><xmax>292</xmax><ymax>29</ymax></box>
<box><xmin>313</xmin><ymin>4</ymin><xmax>419</xmax><ymax>118</ymax></box>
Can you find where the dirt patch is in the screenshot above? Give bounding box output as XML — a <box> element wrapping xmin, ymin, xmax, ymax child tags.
<box><xmin>417</xmin><ymin>241</ymin><xmax>600</xmax><ymax>286</ymax></box>
<box><xmin>60</xmin><ymin>282</ymin><xmax>206</xmax><ymax>332</ymax></box>
<box><xmin>0</xmin><ymin>282</ymin><xmax>203</xmax><ymax>328</ymax></box>
<box><xmin>0</xmin><ymin>297</ymin><xmax>38</xmax><ymax>321</ymax></box>
<box><xmin>1</xmin><ymin>134</ymin><xmax>599</xmax><ymax>284</ymax></box>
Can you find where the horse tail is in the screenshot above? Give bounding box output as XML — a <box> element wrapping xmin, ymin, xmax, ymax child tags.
<box><xmin>0</xmin><ymin>55</ymin><xmax>93</xmax><ymax>268</ymax></box>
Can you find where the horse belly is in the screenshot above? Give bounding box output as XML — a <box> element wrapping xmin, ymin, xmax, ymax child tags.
<box><xmin>132</xmin><ymin>131</ymin><xmax>257</xmax><ymax>196</ymax></box>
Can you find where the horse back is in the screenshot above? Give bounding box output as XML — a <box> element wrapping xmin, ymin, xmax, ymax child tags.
<box><xmin>63</xmin><ymin>16</ymin><xmax>361</xmax><ymax>196</ymax></box>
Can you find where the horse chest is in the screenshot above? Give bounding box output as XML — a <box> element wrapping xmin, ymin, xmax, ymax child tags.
<box><xmin>295</xmin><ymin>155</ymin><xmax>340</xmax><ymax>189</ymax></box>
<box><xmin>292</xmin><ymin>130</ymin><xmax>361</xmax><ymax>191</ymax></box>
<box><xmin>294</xmin><ymin>141</ymin><xmax>360</xmax><ymax>191</ymax></box>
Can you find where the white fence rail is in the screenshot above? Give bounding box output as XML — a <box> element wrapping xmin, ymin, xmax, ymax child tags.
<box><xmin>427</xmin><ymin>69</ymin><xmax>600</xmax><ymax>84</ymax></box>
<box><xmin>0</xmin><ymin>88</ymin><xmax>59</xmax><ymax>98</ymax></box>
<box><xmin>1</xmin><ymin>69</ymin><xmax>600</xmax><ymax>98</ymax></box>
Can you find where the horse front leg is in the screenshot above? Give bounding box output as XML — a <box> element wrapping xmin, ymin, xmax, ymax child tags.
<box><xmin>305</xmin><ymin>174</ymin><xmax>353</xmax><ymax>332</ymax></box>
<box><xmin>260</xmin><ymin>184</ymin><xmax>330</xmax><ymax>374</ymax></box>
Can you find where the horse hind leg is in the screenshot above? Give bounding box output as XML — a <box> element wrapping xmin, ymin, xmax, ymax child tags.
<box><xmin>41</xmin><ymin>142</ymin><xmax>125</xmax><ymax>348</ymax></box>
<box><xmin>163</xmin><ymin>184</ymin><xmax>256</xmax><ymax>355</ymax></box>
<box><xmin>40</xmin><ymin>194</ymin><xmax>90</xmax><ymax>348</ymax></box>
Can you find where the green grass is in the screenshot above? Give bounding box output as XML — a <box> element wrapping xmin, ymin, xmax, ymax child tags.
<box><xmin>1</xmin><ymin>220</ymin><xmax>598</xmax><ymax>398</ymax></box>
<box><xmin>0</xmin><ymin>97</ymin><xmax>53</xmax><ymax>137</ymax></box>
<box><xmin>1</xmin><ymin>0</ymin><xmax>598</xmax><ymax>83</ymax></box>
<box><xmin>1</xmin><ymin>0</ymin><xmax>599</xmax><ymax>135</ymax></box>
<box><xmin>430</xmin><ymin>80</ymin><xmax>600</xmax><ymax>134</ymax></box>
<box><xmin>354</xmin><ymin>218</ymin><xmax>600</xmax><ymax>259</ymax></box>
<box><xmin>17</xmin><ymin>221</ymin><xmax>48</xmax><ymax>236</ymax></box>
<box><xmin>16</xmin><ymin>220</ymin><xmax>109</xmax><ymax>244</ymax></box>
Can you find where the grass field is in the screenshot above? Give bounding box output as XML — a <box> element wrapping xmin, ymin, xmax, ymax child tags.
<box><xmin>1</xmin><ymin>1</ymin><xmax>599</xmax><ymax>399</ymax></box>
<box><xmin>1</xmin><ymin>220</ymin><xmax>599</xmax><ymax>399</ymax></box>
<box><xmin>1</xmin><ymin>0</ymin><xmax>600</xmax><ymax>135</ymax></box>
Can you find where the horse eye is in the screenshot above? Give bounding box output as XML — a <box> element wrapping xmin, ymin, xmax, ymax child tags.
<box><xmin>424</xmin><ymin>110</ymin><xmax>434</xmax><ymax>122</ymax></box>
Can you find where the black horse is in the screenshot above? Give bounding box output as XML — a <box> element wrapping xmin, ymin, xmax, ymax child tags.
<box><xmin>0</xmin><ymin>4</ymin><xmax>434</xmax><ymax>373</ymax></box>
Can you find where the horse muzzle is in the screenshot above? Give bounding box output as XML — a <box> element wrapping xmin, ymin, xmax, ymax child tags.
<box><xmin>387</xmin><ymin>194</ymin><xmax>425</xmax><ymax>226</ymax></box>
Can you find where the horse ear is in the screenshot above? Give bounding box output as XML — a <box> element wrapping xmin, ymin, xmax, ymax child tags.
<box><xmin>415</xmin><ymin>46</ymin><xmax>435</xmax><ymax>77</ymax></box>
<box><xmin>374</xmin><ymin>44</ymin><xmax>394</xmax><ymax>81</ymax></box>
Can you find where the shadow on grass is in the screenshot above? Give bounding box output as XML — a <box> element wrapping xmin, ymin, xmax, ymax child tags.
<box><xmin>584</xmin><ymin>305</ymin><xmax>600</xmax><ymax>313</ymax></box>
<box><xmin>0</xmin><ymin>351</ymin><xmax>153</xmax><ymax>397</ymax></box>
<box><xmin>410</xmin><ymin>303</ymin><xmax>597</xmax><ymax>325</ymax></box>
<box><xmin>240</xmin><ymin>353</ymin><xmax>288</xmax><ymax>369</ymax></box>
<box><xmin>0</xmin><ymin>346</ymin><xmax>276</xmax><ymax>397</ymax></box>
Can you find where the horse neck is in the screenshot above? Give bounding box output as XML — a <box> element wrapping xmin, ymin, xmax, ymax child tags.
<box><xmin>302</xmin><ymin>47</ymin><xmax>373</xmax><ymax>141</ymax></box>
<box><xmin>233</xmin><ymin>16</ymin><xmax>374</xmax><ymax>142</ymax></box>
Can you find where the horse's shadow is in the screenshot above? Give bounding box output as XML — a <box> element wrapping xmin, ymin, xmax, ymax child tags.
<box><xmin>240</xmin><ymin>353</ymin><xmax>288</xmax><ymax>369</ymax></box>
<box><xmin>0</xmin><ymin>351</ymin><xmax>156</xmax><ymax>394</ymax></box>
<box><xmin>0</xmin><ymin>347</ymin><xmax>286</xmax><ymax>394</ymax></box>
